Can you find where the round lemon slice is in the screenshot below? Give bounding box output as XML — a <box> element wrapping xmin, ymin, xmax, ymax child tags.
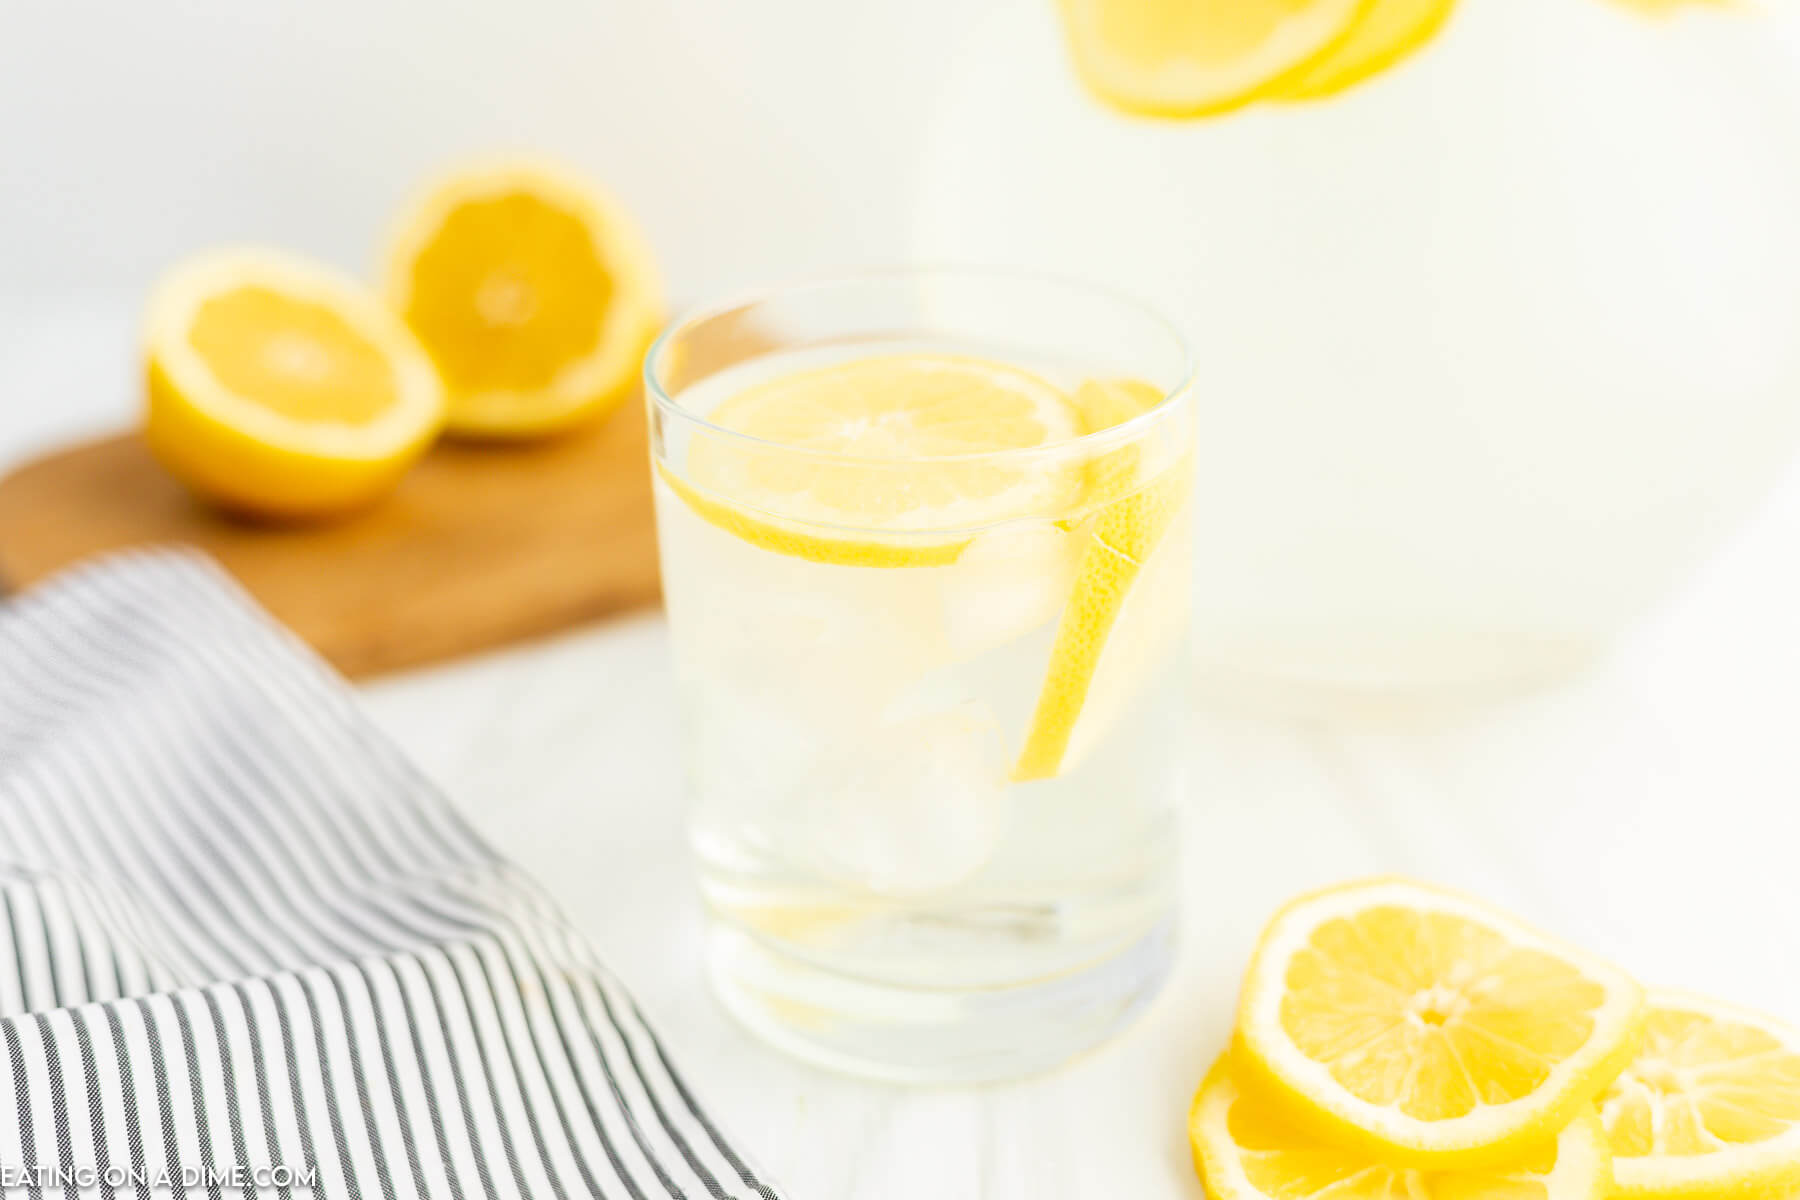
<box><xmin>1272</xmin><ymin>0</ymin><xmax>1457</xmax><ymax>100</ymax></box>
<box><xmin>1056</xmin><ymin>0</ymin><xmax>1370</xmax><ymax>118</ymax></box>
<box><xmin>670</xmin><ymin>352</ymin><xmax>1086</xmax><ymax>567</ymax></box>
<box><xmin>1233</xmin><ymin>877</ymin><xmax>1647</xmax><ymax>1170</ymax></box>
<box><xmin>385</xmin><ymin>159</ymin><xmax>663</xmax><ymax>439</ymax></box>
<box><xmin>1600</xmin><ymin>990</ymin><xmax>1800</xmax><ymax>1200</ymax></box>
<box><xmin>143</xmin><ymin>249</ymin><xmax>445</xmax><ymax>520</ymax></box>
<box><xmin>1192</xmin><ymin>1057</ymin><xmax>1612</xmax><ymax>1200</ymax></box>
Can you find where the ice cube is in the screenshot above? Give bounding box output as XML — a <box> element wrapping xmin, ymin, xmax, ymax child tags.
<box><xmin>939</xmin><ymin>523</ymin><xmax>1079</xmax><ymax>660</ymax></box>
<box><xmin>798</xmin><ymin>702</ymin><xmax>1012</xmax><ymax>897</ymax></box>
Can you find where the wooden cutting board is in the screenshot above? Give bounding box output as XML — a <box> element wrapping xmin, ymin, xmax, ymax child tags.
<box><xmin>0</xmin><ymin>399</ymin><xmax>662</xmax><ymax>677</ymax></box>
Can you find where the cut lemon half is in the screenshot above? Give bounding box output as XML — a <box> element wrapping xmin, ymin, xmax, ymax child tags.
<box><xmin>1233</xmin><ymin>877</ymin><xmax>1647</xmax><ymax>1169</ymax></box>
<box><xmin>143</xmin><ymin>249</ymin><xmax>445</xmax><ymax>520</ymax></box>
<box><xmin>1057</xmin><ymin>0</ymin><xmax>1370</xmax><ymax>118</ymax></box>
<box><xmin>1013</xmin><ymin>377</ymin><xmax>1187</xmax><ymax>782</ymax></box>
<box><xmin>385</xmin><ymin>159</ymin><xmax>663</xmax><ymax>439</ymax></box>
<box><xmin>1192</xmin><ymin>1057</ymin><xmax>1612</xmax><ymax>1200</ymax></box>
<box><xmin>1600</xmin><ymin>990</ymin><xmax>1800</xmax><ymax>1200</ymax></box>
<box><xmin>1272</xmin><ymin>0</ymin><xmax>1456</xmax><ymax>100</ymax></box>
<box><xmin>668</xmin><ymin>352</ymin><xmax>1086</xmax><ymax>567</ymax></box>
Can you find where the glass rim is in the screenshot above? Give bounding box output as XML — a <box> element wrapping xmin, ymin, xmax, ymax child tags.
<box><xmin>642</xmin><ymin>264</ymin><xmax>1196</xmax><ymax>468</ymax></box>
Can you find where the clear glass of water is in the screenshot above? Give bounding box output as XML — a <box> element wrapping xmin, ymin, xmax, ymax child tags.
<box><xmin>645</xmin><ymin>269</ymin><xmax>1196</xmax><ymax>1082</ymax></box>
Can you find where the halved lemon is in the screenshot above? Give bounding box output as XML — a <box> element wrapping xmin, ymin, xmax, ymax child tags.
<box><xmin>1272</xmin><ymin>0</ymin><xmax>1457</xmax><ymax>100</ymax></box>
<box><xmin>143</xmin><ymin>249</ymin><xmax>445</xmax><ymax>520</ymax></box>
<box><xmin>385</xmin><ymin>159</ymin><xmax>663</xmax><ymax>438</ymax></box>
<box><xmin>1056</xmin><ymin>0</ymin><xmax>1370</xmax><ymax>118</ymax></box>
<box><xmin>1233</xmin><ymin>877</ymin><xmax>1647</xmax><ymax>1169</ymax></box>
<box><xmin>1599</xmin><ymin>990</ymin><xmax>1800</xmax><ymax>1200</ymax></box>
<box><xmin>1012</xmin><ymin>378</ymin><xmax>1187</xmax><ymax>781</ymax></box>
<box><xmin>668</xmin><ymin>352</ymin><xmax>1086</xmax><ymax>567</ymax></box>
<box><xmin>1192</xmin><ymin>1057</ymin><xmax>1612</xmax><ymax>1200</ymax></box>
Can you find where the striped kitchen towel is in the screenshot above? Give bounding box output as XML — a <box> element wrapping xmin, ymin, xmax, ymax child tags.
<box><xmin>0</xmin><ymin>551</ymin><xmax>781</xmax><ymax>1200</ymax></box>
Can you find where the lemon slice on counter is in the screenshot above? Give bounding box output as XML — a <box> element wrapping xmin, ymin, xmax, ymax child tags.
<box><xmin>1232</xmin><ymin>877</ymin><xmax>1647</xmax><ymax>1170</ymax></box>
<box><xmin>1191</xmin><ymin>1058</ymin><xmax>1613</xmax><ymax>1200</ymax></box>
<box><xmin>666</xmin><ymin>353</ymin><xmax>1086</xmax><ymax>567</ymax></box>
<box><xmin>1273</xmin><ymin>0</ymin><xmax>1457</xmax><ymax>100</ymax></box>
<box><xmin>1599</xmin><ymin>990</ymin><xmax>1800</xmax><ymax>1200</ymax></box>
<box><xmin>143</xmin><ymin>249</ymin><xmax>445</xmax><ymax>520</ymax></box>
<box><xmin>1012</xmin><ymin>378</ymin><xmax>1186</xmax><ymax>782</ymax></box>
<box><xmin>1056</xmin><ymin>0</ymin><xmax>1370</xmax><ymax>118</ymax></box>
<box><xmin>385</xmin><ymin>159</ymin><xmax>663</xmax><ymax>439</ymax></box>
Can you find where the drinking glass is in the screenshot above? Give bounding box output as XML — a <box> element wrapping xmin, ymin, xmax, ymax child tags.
<box><xmin>645</xmin><ymin>269</ymin><xmax>1195</xmax><ymax>1082</ymax></box>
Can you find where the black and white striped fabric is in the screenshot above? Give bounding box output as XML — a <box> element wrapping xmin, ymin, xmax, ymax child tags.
<box><xmin>0</xmin><ymin>552</ymin><xmax>782</xmax><ymax>1200</ymax></box>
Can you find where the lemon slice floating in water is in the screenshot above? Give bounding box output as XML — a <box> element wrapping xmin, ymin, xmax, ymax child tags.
<box><xmin>670</xmin><ymin>352</ymin><xmax>1085</xmax><ymax>568</ymax></box>
<box><xmin>1056</xmin><ymin>0</ymin><xmax>1370</xmax><ymax>117</ymax></box>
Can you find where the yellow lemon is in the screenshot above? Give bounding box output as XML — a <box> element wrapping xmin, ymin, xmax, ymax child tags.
<box><xmin>1233</xmin><ymin>877</ymin><xmax>1647</xmax><ymax>1169</ymax></box>
<box><xmin>1192</xmin><ymin>1057</ymin><xmax>1612</xmax><ymax>1200</ymax></box>
<box><xmin>1013</xmin><ymin>377</ymin><xmax>1186</xmax><ymax>781</ymax></box>
<box><xmin>143</xmin><ymin>249</ymin><xmax>445</xmax><ymax>520</ymax></box>
<box><xmin>668</xmin><ymin>352</ymin><xmax>1085</xmax><ymax>567</ymax></box>
<box><xmin>1600</xmin><ymin>990</ymin><xmax>1800</xmax><ymax>1200</ymax></box>
<box><xmin>385</xmin><ymin>159</ymin><xmax>663</xmax><ymax>438</ymax></box>
<box><xmin>1056</xmin><ymin>0</ymin><xmax>1370</xmax><ymax>118</ymax></box>
<box><xmin>1273</xmin><ymin>0</ymin><xmax>1457</xmax><ymax>100</ymax></box>
<box><xmin>1068</xmin><ymin>376</ymin><xmax>1165</xmax><ymax>515</ymax></box>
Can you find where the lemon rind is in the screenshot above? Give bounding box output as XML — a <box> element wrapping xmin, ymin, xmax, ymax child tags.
<box><xmin>677</xmin><ymin>351</ymin><xmax>1090</xmax><ymax>537</ymax></box>
<box><xmin>1011</xmin><ymin>454</ymin><xmax>1190</xmax><ymax>781</ymax></box>
<box><xmin>1273</xmin><ymin>0</ymin><xmax>1458</xmax><ymax>101</ymax></box>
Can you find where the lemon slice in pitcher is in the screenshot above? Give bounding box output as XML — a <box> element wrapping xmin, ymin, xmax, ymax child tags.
<box><xmin>1057</xmin><ymin>0</ymin><xmax>1369</xmax><ymax>118</ymax></box>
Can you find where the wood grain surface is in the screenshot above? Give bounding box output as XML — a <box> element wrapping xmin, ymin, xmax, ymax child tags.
<box><xmin>0</xmin><ymin>400</ymin><xmax>663</xmax><ymax>677</ymax></box>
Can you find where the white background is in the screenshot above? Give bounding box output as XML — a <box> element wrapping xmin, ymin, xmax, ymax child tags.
<box><xmin>7</xmin><ymin>4</ymin><xmax>1800</xmax><ymax>1197</ymax></box>
<box><xmin>1</xmin><ymin>0</ymin><xmax>971</xmax><ymax>295</ymax></box>
<box><xmin>1</xmin><ymin>0</ymin><xmax>972</xmax><ymax>456</ymax></box>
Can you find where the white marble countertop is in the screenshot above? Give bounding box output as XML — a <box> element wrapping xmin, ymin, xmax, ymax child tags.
<box><xmin>7</xmin><ymin>298</ymin><xmax>1800</xmax><ymax>1198</ymax></box>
